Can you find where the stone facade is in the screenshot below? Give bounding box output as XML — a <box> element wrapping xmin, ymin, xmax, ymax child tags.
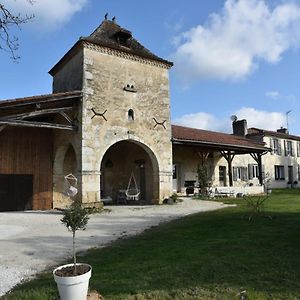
<box><xmin>51</xmin><ymin>34</ymin><xmax>173</xmax><ymax>207</ymax></box>
<box><xmin>81</xmin><ymin>45</ymin><xmax>172</xmax><ymax>204</ymax></box>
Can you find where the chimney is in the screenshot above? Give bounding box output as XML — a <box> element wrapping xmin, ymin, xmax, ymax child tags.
<box><xmin>232</xmin><ymin>119</ymin><xmax>247</xmax><ymax>136</ymax></box>
<box><xmin>277</xmin><ymin>127</ymin><xmax>289</xmax><ymax>134</ymax></box>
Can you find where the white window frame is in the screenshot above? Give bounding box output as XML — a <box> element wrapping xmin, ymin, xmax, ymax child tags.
<box><xmin>252</xmin><ymin>165</ymin><xmax>259</xmax><ymax>178</ymax></box>
<box><xmin>275</xmin><ymin>165</ymin><xmax>285</xmax><ymax>180</ymax></box>
<box><xmin>270</xmin><ymin>138</ymin><xmax>281</xmax><ymax>155</ymax></box>
<box><xmin>285</xmin><ymin>140</ymin><xmax>293</xmax><ymax>156</ymax></box>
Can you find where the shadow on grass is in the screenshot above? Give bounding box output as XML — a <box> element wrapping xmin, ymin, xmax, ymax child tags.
<box><xmin>87</xmin><ymin>208</ymin><xmax>300</xmax><ymax>298</ymax></box>
<box><xmin>4</xmin><ymin>191</ymin><xmax>300</xmax><ymax>299</ymax></box>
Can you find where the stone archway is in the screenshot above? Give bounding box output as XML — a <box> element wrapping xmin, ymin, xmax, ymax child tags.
<box><xmin>100</xmin><ymin>140</ymin><xmax>159</xmax><ymax>204</ymax></box>
<box><xmin>53</xmin><ymin>143</ymin><xmax>78</xmax><ymax>208</ymax></box>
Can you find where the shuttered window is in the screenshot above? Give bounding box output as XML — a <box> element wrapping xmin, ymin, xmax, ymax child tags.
<box><xmin>270</xmin><ymin>138</ymin><xmax>281</xmax><ymax>155</ymax></box>
<box><xmin>275</xmin><ymin>165</ymin><xmax>285</xmax><ymax>180</ymax></box>
<box><xmin>233</xmin><ymin>167</ymin><xmax>248</xmax><ymax>181</ymax></box>
<box><xmin>284</xmin><ymin>140</ymin><xmax>293</xmax><ymax>156</ymax></box>
<box><xmin>248</xmin><ymin>164</ymin><xmax>259</xmax><ymax>179</ymax></box>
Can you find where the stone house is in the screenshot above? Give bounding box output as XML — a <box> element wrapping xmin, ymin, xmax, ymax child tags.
<box><xmin>0</xmin><ymin>17</ymin><xmax>274</xmax><ymax>211</ymax></box>
<box><xmin>245</xmin><ymin>127</ymin><xmax>300</xmax><ymax>189</ymax></box>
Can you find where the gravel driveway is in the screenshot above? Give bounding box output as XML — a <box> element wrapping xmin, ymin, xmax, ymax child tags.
<box><xmin>0</xmin><ymin>199</ymin><xmax>231</xmax><ymax>296</ymax></box>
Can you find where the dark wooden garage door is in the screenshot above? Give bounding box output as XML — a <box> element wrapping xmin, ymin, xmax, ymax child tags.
<box><xmin>0</xmin><ymin>174</ymin><xmax>33</xmax><ymax>211</ymax></box>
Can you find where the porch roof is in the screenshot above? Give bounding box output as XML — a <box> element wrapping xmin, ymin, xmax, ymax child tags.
<box><xmin>172</xmin><ymin>125</ymin><xmax>269</xmax><ymax>154</ymax></box>
<box><xmin>0</xmin><ymin>91</ymin><xmax>82</xmax><ymax>131</ymax></box>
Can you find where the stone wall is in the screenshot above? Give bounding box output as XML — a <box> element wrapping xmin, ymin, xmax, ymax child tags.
<box><xmin>52</xmin><ymin>49</ymin><xmax>84</xmax><ymax>93</ymax></box>
<box><xmin>80</xmin><ymin>45</ymin><xmax>173</xmax><ymax>204</ymax></box>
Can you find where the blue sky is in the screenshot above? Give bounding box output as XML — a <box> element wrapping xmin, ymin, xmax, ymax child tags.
<box><xmin>1</xmin><ymin>0</ymin><xmax>300</xmax><ymax>134</ymax></box>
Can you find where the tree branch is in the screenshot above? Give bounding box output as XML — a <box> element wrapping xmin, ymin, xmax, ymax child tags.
<box><xmin>0</xmin><ymin>1</ymin><xmax>35</xmax><ymax>60</ymax></box>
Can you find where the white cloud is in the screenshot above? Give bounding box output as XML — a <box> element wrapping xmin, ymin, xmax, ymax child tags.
<box><xmin>2</xmin><ymin>0</ymin><xmax>89</xmax><ymax>29</ymax></box>
<box><xmin>265</xmin><ymin>90</ymin><xmax>296</xmax><ymax>102</ymax></box>
<box><xmin>265</xmin><ymin>91</ymin><xmax>280</xmax><ymax>100</ymax></box>
<box><xmin>235</xmin><ymin>107</ymin><xmax>286</xmax><ymax>130</ymax></box>
<box><xmin>173</xmin><ymin>112</ymin><xmax>231</xmax><ymax>132</ymax></box>
<box><xmin>172</xmin><ymin>0</ymin><xmax>300</xmax><ymax>81</ymax></box>
<box><xmin>173</xmin><ymin>107</ymin><xmax>286</xmax><ymax>133</ymax></box>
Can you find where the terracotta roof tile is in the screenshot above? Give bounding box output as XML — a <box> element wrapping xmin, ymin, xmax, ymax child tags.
<box><xmin>0</xmin><ymin>91</ymin><xmax>82</xmax><ymax>107</ymax></box>
<box><xmin>172</xmin><ymin>125</ymin><xmax>268</xmax><ymax>152</ymax></box>
<box><xmin>247</xmin><ymin>127</ymin><xmax>300</xmax><ymax>141</ymax></box>
<box><xmin>82</xmin><ymin>20</ymin><xmax>173</xmax><ymax>66</ymax></box>
<box><xmin>50</xmin><ymin>20</ymin><xmax>173</xmax><ymax>75</ymax></box>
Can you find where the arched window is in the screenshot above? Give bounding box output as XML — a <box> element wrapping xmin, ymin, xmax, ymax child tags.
<box><xmin>128</xmin><ymin>109</ymin><xmax>134</xmax><ymax>121</ymax></box>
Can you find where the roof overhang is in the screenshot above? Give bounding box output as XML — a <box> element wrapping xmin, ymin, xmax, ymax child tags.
<box><xmin>0</xmin><ymin>91</ymin><xmax>82</xmax><ymax>131</ymax></box>
<box><xmin>172</xmin><ymin>138</ymin><xmax>270</xmax><ymax>154</ymax></box>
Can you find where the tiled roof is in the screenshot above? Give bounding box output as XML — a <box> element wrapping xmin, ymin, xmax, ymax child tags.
<box><xmin>49</xmin><ymin>19</ymin><xmax>173</xmax><ymax>75</ymax></box>
<box><xmin>248</xmin><ymin>127</ymin><xmax>300</xmax><ymax>142</ymax></box>
<box><xmin>82</xmin><ymin>20</ymin><xmax>173</xmax><ymax>66</ymax></box>
<box><xmin>172</xmin><ymin>125</ymin><xmax>268</xmax><ymax>152</ymax></box>
<box><xmin>0</xmin><ymin>91</ymin><xmax>82</xmax><ymax>107</ymax></box>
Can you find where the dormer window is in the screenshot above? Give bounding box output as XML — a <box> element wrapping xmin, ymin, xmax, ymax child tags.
<box><xmin>114</xmin><ymin>29</ymin><xmax>132</xmax><ymax>47</ymax></box>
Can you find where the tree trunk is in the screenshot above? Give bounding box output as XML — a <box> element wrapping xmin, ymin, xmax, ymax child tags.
<box><xmin>73</xmin><ymin>230</ymin><xmax>77</xmax><ymax>275</ymax></box>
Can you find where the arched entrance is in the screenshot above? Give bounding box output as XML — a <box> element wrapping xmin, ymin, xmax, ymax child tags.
<box><xmin>53</xmin><ymin>143</ymin><xmax>78</xmax><ymax>208</ymax></box>
<box><xmin>100</xmin><ymin>140</ymin><xmax>159</xmax><ymax>204</ymax></box>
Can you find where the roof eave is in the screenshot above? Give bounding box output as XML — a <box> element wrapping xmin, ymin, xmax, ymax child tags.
<box><xmin>49</xmin><ymin>40</ymin><xmax>84</xmax><ymax>76</ymax></box>
<box><xmin>80</xmin><ymin>38</ymin><xmax>173</xmax><ymax>67</ymax></box>
<box><xmin>172</xmin><ymin>138</ymin><xmax>269</xmax><ymax>153</ymax></box>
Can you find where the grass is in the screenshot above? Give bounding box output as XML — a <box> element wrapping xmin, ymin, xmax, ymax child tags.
<box><xmin>3</xmin><ymin>189</ymin><xmax>300</xmax><ymax>300</ymax></box>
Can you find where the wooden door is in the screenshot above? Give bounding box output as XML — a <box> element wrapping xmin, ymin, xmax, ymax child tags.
<box><xmin>0</xmin><ymin>174</ymin><xmax>33</xmax><ymax>211</ymax></box>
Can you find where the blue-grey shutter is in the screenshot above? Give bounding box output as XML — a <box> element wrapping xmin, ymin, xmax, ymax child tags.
<box><xmin>284</xmin><ymin>140</ymin><xmax>287</xmax><ymax>156</ymax></box>
<box><xmin>233</xmin><ymin>167</ymin><xmax>237</xmax><ymax>181</ymax></box>
<box><xmin>278</xmin><ymin>140</ymin><xmax>282</xmax><ymax>155</ymax></box>
<box><xmin>242</xmin><ymin>167</ymin><xmax>248</xmax><ymax>181</ymax></box>
<box><xmin>262</xmin><ymin>165</ymin><xmax>265</xmax><ymax>180</ymax></box>
<box><xmin>248</xmin><ymin>164</ymin><xmax>253</xmax><ymax>180</ymax></box>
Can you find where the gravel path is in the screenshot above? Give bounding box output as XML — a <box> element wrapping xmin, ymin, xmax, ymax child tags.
<box><xmin>0</xmin><ymin>199</ymin><xmax>232</xmax><ymax>296</ymax></box>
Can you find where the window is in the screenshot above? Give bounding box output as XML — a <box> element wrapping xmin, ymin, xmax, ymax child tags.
<box><xmin>284</xmin><ymin>140</ymin><xmax>293</xmax><ymax>156</ymax></box>
<box><xmin>275</xmin><ymin>165</ymin><xmax>285</xmax><ymax>180</ymax></box>
<box><xmin>270</xmin><ymin>138</ymin><xmax>281</xmax><ymax>155</ymax></box>
<box><xmin>128</xmin><ymin>109</ymin><xmax>134</xmax><ymax>121</ymax></box>
<box><xmin>233</xmin><ymin>167</ymin><xmax>248</xmax><ymax>181</ymax></box>
<box><xmin>297</xmin><ymin>142</ymin><xmax>300</xmax><ymax>157</ymax></box>
<box><xmin>248</xmin><ymin>164</ymin><xmax>259</xmax><ymax>179</ymax></box>
<box><xmin>298</xmin><ymin>165</ymin><xmax>300</xmax><ymax>181</ymax></box>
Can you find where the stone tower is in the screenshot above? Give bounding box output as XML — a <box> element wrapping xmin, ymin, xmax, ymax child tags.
<box><xmin>49</xmin><ymin>18</ymin><xmax>173</xmax><ymax>206</ymax></box>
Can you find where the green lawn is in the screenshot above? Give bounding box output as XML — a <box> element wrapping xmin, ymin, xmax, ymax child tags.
<box><xmin>3</xmin><ymin>189</ymin><xmax>300</xmax><ymax>300</ymax></box>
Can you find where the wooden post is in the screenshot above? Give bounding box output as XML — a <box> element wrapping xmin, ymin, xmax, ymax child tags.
<box><xmin>250</xmin><ymin>152</ymin><xmax>263</xmax><ymax>185</ymax></box>
<box><xmin>257</xmin><ymin>154</ymin><xmax>263</xmax><ymax>185</ymax></box>
<box><xmin>219</xmin><ymin>150</ymin><xmax>235</xmax><ymax>187</ymax></box>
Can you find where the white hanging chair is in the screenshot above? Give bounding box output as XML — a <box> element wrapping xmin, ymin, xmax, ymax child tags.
<box><xmin>125</xmin><ymin>172</ymin><xmax>140</xmax><ymax>201</ymax></box>
<box><xmin>64</xmin><ymin>173</ymin><xmax>78</xmax><ymax>198</ymax></box>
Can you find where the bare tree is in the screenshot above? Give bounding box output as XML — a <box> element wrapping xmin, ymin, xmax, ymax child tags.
<box><xmin>0</xmin><ymin>1</ymin><xmax>34</xmax><ymax>60</ymax></box>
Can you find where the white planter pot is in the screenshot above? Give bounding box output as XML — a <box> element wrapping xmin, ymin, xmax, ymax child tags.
<box><xmin>53</xmin><ymin>263</ymin><xmax>92</xmax><ymax>300</ymax></box>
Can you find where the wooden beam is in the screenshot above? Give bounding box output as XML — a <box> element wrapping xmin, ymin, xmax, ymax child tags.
<box><xmin>197</xmin><ymin>151</ymin><xmax>210</xmax><ymax>166</ymax></box>
<box><xmin>219</xmin><ymin>150</ymin><xmax>235</xmax><ymax>187</ymax></box>
<box><xmin>0</xmin><ymin>107</ymin><xmax>73</xmax><ymax>120</ymax></box>
<box><xmin>0</xmin><ymin>93</ymin><xmax>81</xmax><ymax>109</ymax></box>
<box><xmin>250</xmin><ymin>152</ymin><xmax>264</xmax><ymax>185</ymax></box>
<box><xmin>59</xmin><ymin>111</ymin><xmax>73</xmax><ymax>124</ymax></box>
<box><xmin>0</xmin><ymin>120</ymin><xmax>75</xmax><ymax>131</ymax></box>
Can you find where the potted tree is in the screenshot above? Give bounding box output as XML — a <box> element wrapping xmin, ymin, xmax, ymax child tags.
<box><xmin>53</xmin><ymin>174</ymin><xmax>92</xmax><ymax>300</ymax></box>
